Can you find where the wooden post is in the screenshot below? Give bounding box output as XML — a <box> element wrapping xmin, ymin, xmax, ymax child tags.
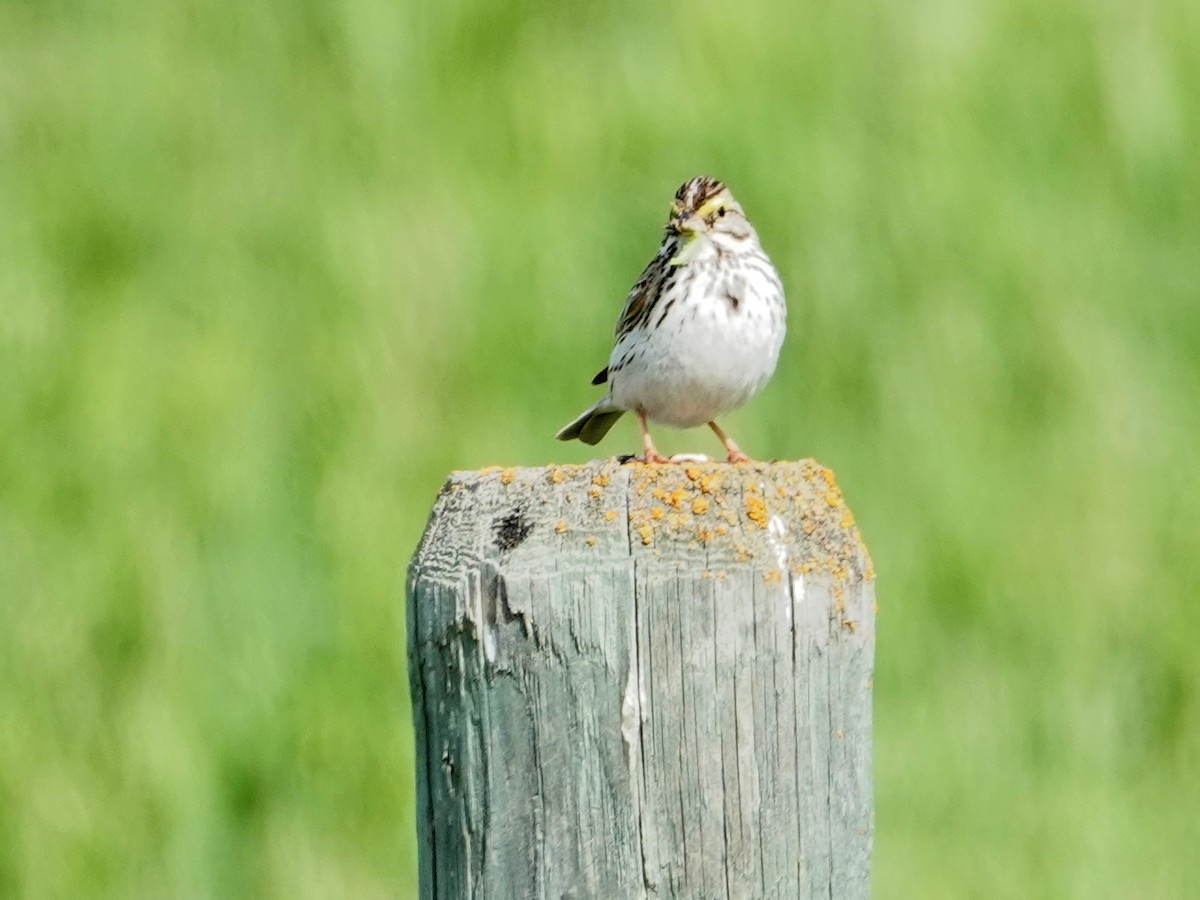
<box><xmin>407</xmin><ymin>460</ymin><xmax>875</xmax><ymax>899</ymax></box>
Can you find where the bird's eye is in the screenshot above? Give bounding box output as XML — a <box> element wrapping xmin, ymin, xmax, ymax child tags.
<box><xmin>716</xmin><ymin>207</ymin><xmax>727</xmax><ymax>217</ymax></box>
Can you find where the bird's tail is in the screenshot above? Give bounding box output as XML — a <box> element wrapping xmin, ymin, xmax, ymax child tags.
<box><xmin>555</xmin><ymin>402</ymin><xmax>625</xmax><ymax>445</ymax></box>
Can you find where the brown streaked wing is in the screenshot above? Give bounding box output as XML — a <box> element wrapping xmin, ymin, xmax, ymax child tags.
<box><xmin>613</xmin><ymin>251</ymin><xmax>668</xmax><ymax>340</ymax></box>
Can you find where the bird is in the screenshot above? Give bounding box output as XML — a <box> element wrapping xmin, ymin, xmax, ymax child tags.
<box><xmin>556</xmin><ymin>175</ymin><xmax>786</xmax><ymax>463</ymax></box>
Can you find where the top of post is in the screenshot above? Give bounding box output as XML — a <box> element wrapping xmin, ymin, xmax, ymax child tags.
<box><xmin>410</xmin><ymin>459</ymin><xmax>873</xmax><ymax>589</ymax></box>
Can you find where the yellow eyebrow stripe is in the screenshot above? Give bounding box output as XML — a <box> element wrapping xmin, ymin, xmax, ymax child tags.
<box><xmin>694</xmin><ymin>194</ymin><xmax>727</xmax><ymax>217</ymax></box>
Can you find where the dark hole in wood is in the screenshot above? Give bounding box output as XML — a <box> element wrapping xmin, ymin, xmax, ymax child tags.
<box><xmin>492</xmin><ymin>510</ymin><xmax>533</xmax><ymax>551</ymax></box>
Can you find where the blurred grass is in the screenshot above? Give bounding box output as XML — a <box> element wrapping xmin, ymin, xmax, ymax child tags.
<box><xmin>2</xmin><ymin>0</ymin><xmax>1199</xmax><ymax>896</ymax></box>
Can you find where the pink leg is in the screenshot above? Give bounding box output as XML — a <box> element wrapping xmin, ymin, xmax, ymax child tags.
<box><xmin>638</xmin><ymin>411</ymin><xmax>670</xmax><ymax>464</ymax></box>
<box><xmin>709</xmin><ymin>421</ymin><xmax>752</xmax><ymax>463</ymax></box>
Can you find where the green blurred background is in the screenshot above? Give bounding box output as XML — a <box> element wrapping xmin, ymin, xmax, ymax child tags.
<box><xmin>3</xmin><ymin>0</ymin><xmax>1198</xmax><ymax>896</ymax></box>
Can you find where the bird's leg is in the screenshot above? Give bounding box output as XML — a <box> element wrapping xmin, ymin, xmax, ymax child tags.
<box><xmin>709</xmin><ymin>421</ymin><xmax>752</xmax><ymax>463</ymax></box>
<box><xmin>638</xmin><ymin>410</ymin><xmax>670</xmax><ymax>464</ymax></box>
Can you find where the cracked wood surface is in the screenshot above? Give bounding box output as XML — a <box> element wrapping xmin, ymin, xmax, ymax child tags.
<box><xmin>407</xmin><ymin>460</ymin><xmax>875</xmax><ymax>899</ymax></box>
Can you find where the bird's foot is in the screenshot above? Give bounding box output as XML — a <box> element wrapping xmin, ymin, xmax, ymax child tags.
<box><xmin>708</xmin><ymin>421</ymin><xmax>751</xmax><ymax>464</ymax></box>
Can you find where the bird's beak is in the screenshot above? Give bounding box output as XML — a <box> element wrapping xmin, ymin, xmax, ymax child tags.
<box><xmin>669</xmin><ymin>213</ymin><xmax>706</xmax><ymax>236</ymax></box>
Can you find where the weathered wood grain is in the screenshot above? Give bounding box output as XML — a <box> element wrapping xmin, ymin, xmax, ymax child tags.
<box><xmin>407</xmin><ymin>460</ymin><xmax>875</xmax><ymax>899</ymax></box>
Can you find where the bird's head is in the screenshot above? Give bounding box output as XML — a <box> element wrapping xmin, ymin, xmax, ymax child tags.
<box><xmin>666</xmin><ymin>175</ymin><xmax>751</xmax><ymax>240</ymax></box>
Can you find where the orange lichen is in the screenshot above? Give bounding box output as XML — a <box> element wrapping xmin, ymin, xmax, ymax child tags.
<box><xmin>825</xmin><ymin>558</ymin><xmax>850</xmax><ymax>581</ymax></box>
<box><xmin>666</xmin><ymin>487</ymin><xmax>689</xmax><ymax>508</ymax></box>
<box><xmin>637</xmin><ymin>524</ymin><xmax>654</xmax><ymax>546</ymax></box>
<box><xmin>692</xmin><ymin>497</ymin><xmax>710</xmax><ymax>515</ymax></box>
<box><xmin>697</xmin><ymin>529</ymin><xmax>714</xmax><ymax>543</ymax></box>
<box><xmin>763</xmin><ymin>569</ymin><xmax>783</xmax><ymax>585</ymax></box>
<box><xmin>588</xmin><ymin>486</ymin><xmax>603</xmax><ymax>499</ymax></box>
<box><xmin>634</xmin><ymin>472</ymin><xmax>657</xmax><ymax>494</ymax></box>
<box><xmin>585</xmin><ymin>536</ymin><xmax>597</xmax><ymax>546</ymax></box>
<box><xmin>500</xmin><ymin>468</ymin><xmax>517</xmax><ymax>485</ymax></box>
<box><xmin>745</xmin><ymin>494</ymin><xmax>769</xmax><ymax>528</ymax></box>
<box><xmin>685</xmin><ymin>467</ymin><xmax>723</xmax><ymax>495</ymax></box>
<box><xmin>840</xmin><ymin>509</ymin><xmax>855</xmax><ymax>528</ymax></box>
<box><xmin>605</xmin><ymin>509</ymin><xmax>620</xmax><ymax>522</ymax></box>
<box><xmin>549</xmin><ymin>468</ymin><xmax>566</xmax><ymax>484</ymax></box>
<box><xmin>592</xmin><ymin>473</ymin><xmax>610</xmax><ymax>488</ymax></box>
<box><xmin>555</xmin><ymin>519</ymin><xmax>568</xmax><ymax>534</ymax></box>
<box><xmin>650</xmin><ymin>506</ymin><xmax>665</xmax><ymax>521</ymax></box>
